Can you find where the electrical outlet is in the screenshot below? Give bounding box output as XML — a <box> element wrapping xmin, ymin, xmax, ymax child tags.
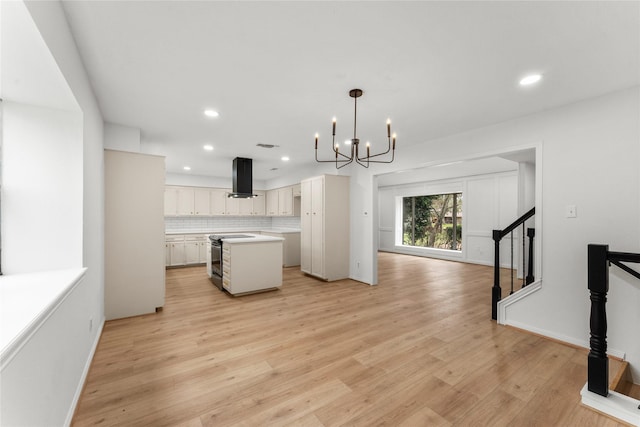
<box><xmin>566</xmin><ymin>205</ymin><xmax>577</xmax><ymax>218</ymax></box>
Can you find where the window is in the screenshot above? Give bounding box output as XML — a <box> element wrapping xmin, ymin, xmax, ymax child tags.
<box><xmin>402</xmin><ymin>193</ymin><xmax>462</xmax><ymax>251</ymax></box>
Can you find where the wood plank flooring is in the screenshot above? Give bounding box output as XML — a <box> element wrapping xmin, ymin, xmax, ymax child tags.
<box><xmin>73</xmin><ymin>253</ymin><xmax>629</xmax><ymax>426</ymax></box>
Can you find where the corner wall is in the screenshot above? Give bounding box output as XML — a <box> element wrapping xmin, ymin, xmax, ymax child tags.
<box><xmin>352</xmin><ymin>87</ymin><xmax>639</xmax><ymax>380</ymax></box>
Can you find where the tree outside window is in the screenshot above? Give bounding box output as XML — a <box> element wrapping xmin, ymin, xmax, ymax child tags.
<box><xmin>402</xmin><ymin>193</ymin><xmax>462</xmax><ymax>250</ymax></box>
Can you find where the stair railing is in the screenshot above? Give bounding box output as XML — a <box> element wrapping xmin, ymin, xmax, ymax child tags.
<box><xmin>491</xmin><ymin>207</ymin><xmax>535</xmax><ymax>320</ymax></box>
<box><xmin>587</xmin><ymin>244</ymin><xmax>640</xmax><ymax>398</ymax></box>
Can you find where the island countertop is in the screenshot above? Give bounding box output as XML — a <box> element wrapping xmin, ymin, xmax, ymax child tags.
<box><xmin>219</xmin><ymin>233</ymin><xmax>284</xmax><ymax>244</ymax></box>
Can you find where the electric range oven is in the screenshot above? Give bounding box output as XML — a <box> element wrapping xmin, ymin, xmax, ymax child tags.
<box><xmin>208</xmin><ymin>234</ymin><xmax>254</xmax><ymax>289</ymax></box>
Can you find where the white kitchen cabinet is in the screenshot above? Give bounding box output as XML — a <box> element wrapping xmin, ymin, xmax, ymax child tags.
<box><xmin>184</xmin><ymin>241</ymin><xmax>200</xmax><ymax>264</ymax></box>
<box><xmin>105</xmin><ymin>150</ymin><xmax>165</xmax><ymax>320</ymax></box>
<box><xmin>165</xmin><ymin>242</ymin><xmax>172</xmax><ymax>266</ymax></box>
<box><xmin>252</xmin><ymin>190</ymin><xmax>266</xmax><ymax>215</ymax></box>
<box><xmin>210</xmin><ymin>188</ymin><xmax>228</xmax><ymax>215</ymax></box>
<box><xmin>278</xmin><ymin>187</ymin><xmax>293</xmax><ymax>216</ymax></box>
<box><xmin>169</xmin><ymin>241</ymin><xmax>186</xmax><ymax>266</ymax></box>
<box><xmin>193</xmin><ymin>188</ymin><xmax>211</xmax><ymax>216</ymax></box>
<box><xmin>292</xmin><ymin>183</ymin><xmax>302</xmax><ymax>197</ymax></box>
<box><xmin>226</xmin><ymin>196</ymin><xmax>253</xmax><ymax>216</ymax></box>
<box><xmin>222</xmin><ymin>238</ymin><xmax>283</xmax><ymax>295</ymax></box>
<box><xmin>164</xmin><ymin>187</ymin><xmax>179</xmax><ymax>216</ymax></box>
<box><xmin>301</xmin><ymin>175</ymin><xmax>349</xmax><ymax>281</ymax></box>
<box><xmin>167</xmin><ymin>234</ymin><xmax>207</xmax><ymax>266</ymax></box>
<box><xmin>177</xmin><ymin>187</ymin><xmax>195</xmax><ymax>215</ymax></box>
<box><xmin>266</xmin><ymin>189</ymin><xmax>279</xmax><ymax>216</ymax></box>
<box><xmin>198</xmin><ymin>241</ymin><xmax>208</xmax><ymax>263</ymax></box>
<box><xmin>238</xmin><ymin>197</ymin><xmax>253</xmax><ymax>215</ymax></box>
<box><xmin>262</xmin><ymin>231</ymin><xmax>301</xmax><ymax>267</ymax></box>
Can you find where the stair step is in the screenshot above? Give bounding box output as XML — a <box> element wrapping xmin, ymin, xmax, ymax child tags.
<box><xmin>611</xmin><ymin>361</ymin><xmax>640</xmax><ymax>400</ymax></box>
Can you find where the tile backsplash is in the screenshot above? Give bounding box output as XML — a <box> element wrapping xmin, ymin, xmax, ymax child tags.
<box><xmin>165</xmin><ymin>215</ymin><xmax>300</xmax><ymax>232</ymax></box>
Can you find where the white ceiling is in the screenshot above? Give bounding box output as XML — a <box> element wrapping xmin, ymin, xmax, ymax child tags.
<box><xmin>60</xmin><ymin>1</ymin><xmax>640</xmax><ymax>181</ymax></box>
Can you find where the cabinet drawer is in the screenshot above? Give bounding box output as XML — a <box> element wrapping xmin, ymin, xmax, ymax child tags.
<box><xmin>184</xmin><ymin>234</ymin><xmax>206</xmax><ymax>242</ymax></box>
<box><xmin>165</xmin><ymin>235</ymin><xmax>184</xmax><ymax>242</ymax></box>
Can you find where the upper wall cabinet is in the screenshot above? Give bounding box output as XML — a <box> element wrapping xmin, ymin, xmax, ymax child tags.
<box><xmin>164</xmin><ymin>187</ymin><xmax>179</xmax><ymax>216</ymax></box>
<box><xmin>193</xmin><ymin>188</ymin><xmax>211</xmax><ymax>216</ymax></box>
<box><xmin>265</xmin><ymin>185</ymin><xmax>301</xmax><ymax>217</ymax></box>
<box><xmin>210</xmin><ymin>188</ymin><xmax>228</xmax><ymax>215</ymax></box>
<box><xmin>165</xmin><ymin>185</ymin><xmax>298</xmax><ymax>217</ymax></box>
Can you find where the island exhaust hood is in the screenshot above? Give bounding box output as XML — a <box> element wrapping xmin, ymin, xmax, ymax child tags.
<box><xmin>228</xmin><ymin>157</ymin><xmax>256</xmax><ymax>199</ymax></box>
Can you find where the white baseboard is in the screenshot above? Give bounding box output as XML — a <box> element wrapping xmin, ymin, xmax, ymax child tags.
<box><xmin>580</xmin><ymin>383</ymin><xmax>640</xmax><ymax>426</ymax></box>
<box><xmin>65</xmin><ymin>317</ymin><xmax>105</xmax><ymax>426</ymax></box>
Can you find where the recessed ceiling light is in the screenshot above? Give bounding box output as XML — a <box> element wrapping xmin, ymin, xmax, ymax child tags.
<box><xmin>183</xmin><ymin>166</ymin><xmax>191</xmax><ymax>171</ymax></box>
<box><xmin>281</xmin><ymin>156</ymin><xmax>290</xmax><ymax>161</ymax></box>
<box><xmin>519</xmin><ymin>74</ymin><xmax>542</xmax><ymax>86</ymax></box>
<box><xmin>204</xmin><ymin>109</ymin><xmax>219</xmax><ymax>118</ymax></box>
<box><xmin>203</xmin><ymin>144</ymin><xmax>214</xmax><ymax>151</ymax></box>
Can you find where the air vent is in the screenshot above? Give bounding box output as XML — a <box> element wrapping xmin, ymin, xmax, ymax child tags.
<box><xmin>256</xmin><ymin>143</ymin><xmax>280</xmax><ymax>149</ymax></box>
<box><xmin>270</xmin><ymin>168</ymin><xmax>279</xmax><ymax>171</ymax></box>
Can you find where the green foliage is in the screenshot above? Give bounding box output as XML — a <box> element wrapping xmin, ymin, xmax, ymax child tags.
<box><xmin>403</xmin><ymin>193</ymin><xmax>462</xmax><ymax>250</ymax></box>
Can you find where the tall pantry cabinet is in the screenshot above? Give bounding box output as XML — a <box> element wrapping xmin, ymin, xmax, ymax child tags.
<box><xmin>301</xmin><ymin>174</ymin><xmax>350</xmax><ymax>281</ymax></box>
<box><xmin>105</xmin><ymin>150</ymin><xmax>165</xmax><ymax>320</ymax></box>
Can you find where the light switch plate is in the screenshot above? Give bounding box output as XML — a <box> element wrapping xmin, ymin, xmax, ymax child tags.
<box><xmin>566</xmin><ymin>205</ymin><xmax>577</xmax><ymax>218</ymax></box>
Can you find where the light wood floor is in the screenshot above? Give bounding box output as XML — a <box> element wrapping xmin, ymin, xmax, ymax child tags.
<box><xmin>73</xmin><ymin>253</ymin><xmax>629</xmax><ymax>426</ymax></box>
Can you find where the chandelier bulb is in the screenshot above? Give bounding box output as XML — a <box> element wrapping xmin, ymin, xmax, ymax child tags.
<box><xmin>387</xmin><ymin>119</ymin><xmax>391</xmax><ymax>138</ymax></box>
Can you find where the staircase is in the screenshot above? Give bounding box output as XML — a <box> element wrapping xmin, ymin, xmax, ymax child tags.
<box><xmin>491</xmin><ymin>207</ymin><xmax>535</xmax><ymax>320</ymax></box>
<box><xmin>581</xmin><ymin>244</ymin><xmax>640</xmax><ymax>426</ymax></box>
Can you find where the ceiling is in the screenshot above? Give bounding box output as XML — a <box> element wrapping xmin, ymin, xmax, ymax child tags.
<box><xmin>60</xmin><ymin>1</ymin><xmax>640</xmax><ymax>181</ymax></box>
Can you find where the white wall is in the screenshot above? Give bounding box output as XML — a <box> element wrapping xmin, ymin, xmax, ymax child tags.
<box><xmin>2</xmin><ymin>102</ymin><xmax>83</xmax><ymax>273</ymax></box>
<box><xmin>378</xmin><ymin>171</ymin><xmax>518</xmax><ymax>267</ymax></box>
<box><xmin>355</xmin><ymin>87</ymin><xmax>640</xmax><ymax>380</ymax></box>
<box><xmin>1</xmin><ymin>0</ymin><xmax>106</xmax><ymax>423</ymax></box>
<box><xmin>104</xmin><ymin>122</ymin><xmax>141</xmax><ymax>152</ymax></box>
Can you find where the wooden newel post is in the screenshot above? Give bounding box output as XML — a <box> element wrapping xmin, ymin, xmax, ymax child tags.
<box><xmin>526</xmin><ymin>228</ymin><xmax>535</xmax><ymax>285</ymax></box>
<box><xmin>492</xmin><ymin>230</ymin><xmax>502</xmax><ymax>320</ymax></box>
<box><xmin>587</xmin><ymin>244</ymin><xmax>609</xmax><ymax>397</ymax></box>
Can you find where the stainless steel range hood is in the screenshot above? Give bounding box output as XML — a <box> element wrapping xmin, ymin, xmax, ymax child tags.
<box><xmin>228</xmin><ymin>157</ymin><xmax>256</xmax><ymax>199</ymax></box>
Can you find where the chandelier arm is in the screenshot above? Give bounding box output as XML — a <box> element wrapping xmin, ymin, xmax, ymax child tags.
<box><xmin>357</xmin><ymin>136</ymin><xmax>392</xmax><ymax>161</ymax></box>
<box><xmin>315</xmin><ymin>148</ymin><xmax>353</xmax><ymax>164</ymax></box>
<box><xmin>336</xmin><ymin>157</ymin><xmax>354</xmax><ymax>169</ymax></box>
<box><xmin>355</xmin><ymin>157</ymin><xmax>370</xmax><ymax>168</ymax></box>
<box><xmin>359</xmin><ymin>150</ymin><xmax>396</xmax><ymax>164</ymax></box>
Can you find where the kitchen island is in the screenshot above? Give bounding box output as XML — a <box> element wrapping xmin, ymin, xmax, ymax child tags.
<box><xmin>220</xmin><ymin>234</ymin><xmax>284</xmax><ymax>296</ymax></box>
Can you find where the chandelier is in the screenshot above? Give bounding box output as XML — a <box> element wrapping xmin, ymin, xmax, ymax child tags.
<box><xmin>315</xmin><ymin>88</ymin><xmax>396</xmax><ymax>169</ymax></box>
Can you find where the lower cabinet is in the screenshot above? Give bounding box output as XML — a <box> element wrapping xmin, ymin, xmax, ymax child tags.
<box><xmin>261</xmin><ymin>231</ymin><xmax>301</xmax><ymax>267</ymax></box>
<box><xmin>222</xmin><ymin>240</ymin><xmax>283</xmax><ymax>295</ymax></box>
<box><xmin>166</xmin><ymin>234</ymin><xmax>208</xmax><ymax>266</ymax></box>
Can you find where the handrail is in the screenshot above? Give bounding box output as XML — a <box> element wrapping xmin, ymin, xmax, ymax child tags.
<box><xmin>587</xmin><ymin>244</ymin><xmax>640</xmax><ymax>399</ymax></box>
<box><xmin>497</xmin><ymin>207</ymin><xmax>535</xmax><ymax>240</ymax></box>
<box><xmin>492</xmin><ymin>207</ymin><xmax>536</xmax><ymax>320</ymax></box>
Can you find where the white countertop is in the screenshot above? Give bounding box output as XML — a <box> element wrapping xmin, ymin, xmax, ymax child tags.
<box><xmin>165</xmin><ymin>227</ymin><xmax>300</xmax><ymax>235</ymax></box>
<box><xmin>221</xmin><ymin>233</ymin><xmax>284</xmax><ymax>244</ymax></box>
